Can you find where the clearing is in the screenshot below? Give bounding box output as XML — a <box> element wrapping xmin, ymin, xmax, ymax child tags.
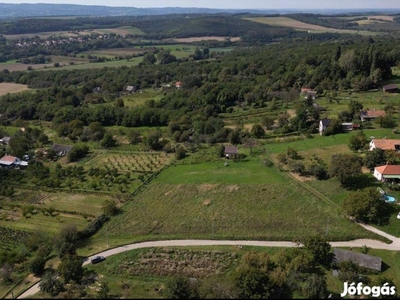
<box><xmin>0</xmin><ymin>83</ymin><xmax>31</xmax><ymax>95</ymax></box>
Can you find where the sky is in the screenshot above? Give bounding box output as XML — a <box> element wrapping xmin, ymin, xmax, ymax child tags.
<box><xmin>0</xmin><ymin>0</ymin><xmax>400</xmax><ymax>10</ymax></box>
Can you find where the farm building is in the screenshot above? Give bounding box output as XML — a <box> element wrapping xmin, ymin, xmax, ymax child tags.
<box><xmin>319</xmin><ymin>119</ymin><xmax>331</xmax><ymax>135</ymax></box>
<box><xmin>360</xmin><ymin>109</ymin><xmax>386</xmax><ymax>122</ymax></box>
<box><xmin>51</xmin><ymin>144</ymin><xmax>73</xmax><ymax>156</ymax></box>
<box><xmin>305</xmin><ymin>90</ymin><xmax>317</xmax><ymax>100</ymax></box>
<box><xmin>332</xmin><ymin>248</ymin><xmax>382</xmax><ymax>272</ymax></box>
<box><xmin>224</xmin><ymin>145</ymin><xmax>238</xmax><ymax>159</ymax></box>
<box><xmin>300</xmin><ymin>87</ymin><xmax>312</xmax><ymax>94</ymax></box>
<box><xmin>369</xmin><ymin>138</ymin><xmax>400</xmax><ymax>151</ymax></box>
<box><xmin>373</xmin><ymin>164</ymin><xmax>400</xmax><ymax>182</ymax></box>
<box><xmin>383</xmin><ymin>83</ymin><xmax>398</xmax><ymax>93</ymax></box>
<box><xmin>0</xmin><ymin>155</ymin><xmax>28</xmax><ymax>169</ymax></box>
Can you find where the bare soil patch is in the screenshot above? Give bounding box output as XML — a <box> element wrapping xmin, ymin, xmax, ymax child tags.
<box><xmin>0</xmin><ymin>83</ymin><xmax>31</xmax><ymax>95</ymax></box>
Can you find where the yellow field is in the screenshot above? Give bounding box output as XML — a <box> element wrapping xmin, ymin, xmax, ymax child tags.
<box><xmin>244</xmin><ymin>16</ymin><xmax>378</xmax><ymax>35</ymax></box>
<box><xmin>356</xmin><ymin>19</ymin><xmax>388</xmax><ymax>25</ymax></box>
<box><xmin>367</xmin><ymin>15</ymin><xmax>395</xmax><ymax>22</ymax></box>
<box><xmin>0</xmin><ymin>83</ymin><xmax>31</xmax><ymax>95</ymax></box>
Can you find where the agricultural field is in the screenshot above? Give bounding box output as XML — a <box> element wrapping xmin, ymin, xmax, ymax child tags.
<box><xmin>172</xmin><ymin>36</ymin><xmax>241</xmax><ymax>43</ymax></box>
<box><xmin>120</xmin><ymin>89</ymin><xmax>164</xmax><ymax>108</ymax></box>
<box><xmin>0</xmin><ymin>83</ymin><xmax>31</xmax><ymax>95</ymax></box>
<box><xmin>82</xmin><ymin>151</ymin><xmax>173</xmax><ymax>175</ymax></box>
<box><xmin>243</xmin><ymin>16</ymin><xmax>375</xmax><ymax>35</ymax></box>
<box><xmin>91</xmin><ymin>26</ymin><xmax>145</xmax><ymax>36</ymax></box>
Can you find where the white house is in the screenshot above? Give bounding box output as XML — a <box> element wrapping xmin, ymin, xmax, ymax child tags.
<box><xmin>374</xmin><ymin>164</ymin><xmax>400</xmax><ymax>182</ymax></box>
<box><xmin>369</xmin><ymin>139</ymin><xmax>400</xmax><ymax>151</ymax></box>
<box><xmin>319</xmin><ymin>119</ymin><xmax>331</xmax><ymax>135</ymax></box>
<box><xmin>0</xmin><ymin>155</ymin><xmax>28</xmax><ymax>169</ymax></box>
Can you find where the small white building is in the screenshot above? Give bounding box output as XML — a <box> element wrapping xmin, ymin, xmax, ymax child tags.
<box><xmin>374</xmin><ymin>164</ymin><xmax>400</xmax><ymax>182</ymax></box>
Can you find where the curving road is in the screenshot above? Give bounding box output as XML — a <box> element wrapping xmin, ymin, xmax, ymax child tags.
<box><xmin>16</xmin><ymin>223</ymin><xmax>400</xmax><ymax>299</ymax></box>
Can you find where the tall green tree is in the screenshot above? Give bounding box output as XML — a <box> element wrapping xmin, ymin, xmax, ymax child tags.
<box><xmin>348</xmin><ymin>130</ymin><xmax>368</xmax><ymax>152</ymax></box>
<box><xmin>329</xmin><ymin>154</ymin><xmax>363</xmax><ymax>184</ymax></box>
<box><xmin>301</xmin><ymin>274</ymin><xmax>327</xmax><ymax>299</ymax></box>
<box><xmin>302</xmin><ymin>235</ymin><xmax>331</xmax><ymax>266</ymax></box>
<box><xmin>59</xmin><ymin>254</ymin><xmax>84</xmax><ymax>283</ymax></box>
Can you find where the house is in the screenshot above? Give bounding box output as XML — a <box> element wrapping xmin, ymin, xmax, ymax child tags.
<box><xmin>175</xmin><ymin>81</ymin><xmax>182</xmax><ymax>89</ymax></box>
<box><xmin>319</xmin><ymin>119</ymin><xmax>331</xmax><ymax>135</ymax></box>
<box><xmin>125</xmin><ymin>85</ymin><xmax>136</xmax><ymax>93</ymax></box>
<box><xmin>51</xmin><ymin>144</ymin><xmax>73</xmax><ymax>156</ymax></box>
<box><xmin>93</xmin><ymin>87</ymin><xmax>101</xmax><ymax>93</ymax></box>
<box><xmin>300</xmin><ymin>88</ymin><xmax>312</xmax><ymax>95</ymax></box>
<box><xmin>383</xmin><ymin>83</ymin><xmax>398</xmax><ymax>93</ymax></box>
<box><xmin>374</xmin><ymin>164</ymin><xmax>400</xmax><ymax>182</ymax></box>
<box><xmin>369</xmin><ymin>139</ymin><xmax>400</xmax><ymax>151</ymax></box>
<box><xmin>332</xmin><ymin>248</ymin><xmax>382</xmax><ymax>272</ymax></box>
<box><xmin>305</xmin><ymin>90</ymin><xmax>317</xmax><ymax>100</ymax></box>
<box><xmin>224</xmin><ymin>145</ymin><xmax>238</xmax><ymax>159</ymax></box>
<box><xmin>0</xmin><ymin>155</ymin><xmax>28</xmax><ymax>169</ymax></box>
<box><xmin>0</xmin><ymin>136</ymin><xmax>11</xmax><ymax>145</ymax></box>
<box><xmin>360</xmin><ymin>109</ymin><xmax>386</xmax><ymax>122</ymax></box>
<box><xmin>341</xmin><ymin>122</ymin><xmax>360</xmax><ymax>132</ymax></box>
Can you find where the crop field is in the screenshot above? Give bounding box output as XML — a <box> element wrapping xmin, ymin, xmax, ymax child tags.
<box><xmin>121</xmin><ymin>89</ymin><xmax>163</xmax><ymax>107</ymax></box>
<box><xmin>0</xmin><ymin>83</ymin><xmax>31</xmax><ymax>95</ymax></box>
<box><xmin>244</xmin><ymin>16</ymin><xmax>380</xmax><ymax>35</ymax></box>
<box><xmin>91</xmin><ymin>26</ymin><xmax>145</xmax><ymax>36</ymax></box>
<box><xmin>83</xmin><ymin>151</ymin><xmax>174</xmax><ymax>174</ymax></box>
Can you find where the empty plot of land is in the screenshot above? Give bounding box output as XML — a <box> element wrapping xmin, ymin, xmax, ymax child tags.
<box><xmin>367</xmin><ymin>15</ymin><xmax>395</xmax><ymax>22</ymax></box>
<box><xmin>0</xmin><ymin>83</ymin><xmax>31</xmax><ymax>95</ymax></box>
<box><xmin>173</xmin><ymin>36</ymin><xmax>240</xmax><ymax>42</ymax></box>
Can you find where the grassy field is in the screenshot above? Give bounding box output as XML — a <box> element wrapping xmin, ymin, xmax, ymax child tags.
<box><xmin>79</xmin><ymin>153</ymin><xmax>378</xmax><ymax>255</ymax></box>
<box><xmin>0</xmin><ymin>83</ymin><xmax>31</xmax><ymax>95</ymax></box>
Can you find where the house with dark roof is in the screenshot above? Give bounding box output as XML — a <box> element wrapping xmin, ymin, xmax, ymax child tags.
<box><xmin>319</xmin><ymin>119</ymin><xmax>331</xmax><ymax>135</ymax></box>
<box><xmin>305</xmin><ymin>90</ymin><xmax>317</xmax><ymax>100</ymax></box>
<box><xmin>51</xmin><ymin>144</ymin><xmax>73</xmax><ymax>156</ymax></box>
<box><xmin>360</xmin><ymin>109</ymin><xmax>386</xmax><ymax>122</ymax></box>
<box><xmin>332</xmin><ymin>248</ymin><xmax>382</xmax><ymax>272</ymax></box>
<box><xmin>369</xmin><ymin>139</ymin><xmax>400</xmax><ymax>151</ymax></box>
<box><xmin>383</xmin><ymin>84</ymin><xmax>398</xmax><ymax>93</ymax></box>
<box><xmin>374</xmin><ymin>164</ymin><xmax>400</xmax><ymax>182</ymax></box>
<box><xmin>224</xmin><ymin>145</ymin><xmax>238</xmax><ymax>159</ymax></box>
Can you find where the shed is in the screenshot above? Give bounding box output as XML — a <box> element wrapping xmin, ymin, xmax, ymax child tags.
<box><xmin>0</xmin><ymin>136</ymin><xmax>11</xmax><ymax>145</ymax></box>
<box><xmin>224</xmin><ymin>145</ymin><xmax>238</xmax><ymax>159</ymax></box>
<box><xmin>383</xmin><ymin>84</ymin><xmax>398</xmax><ymax>93</ymax></box>
<box><xmin>332</xmin><ymin>248</ymin><xmax>382</xmax><ymax>272</ymax></box>
<box><xmin>125</xmin><ymin>85</ymin><xmax>136</xmax><ymax>93</ymax></box>
<box><xmin>51</xmin><ymin>144</ymin><xmax>73</xmax><ymax>156</ymax></box>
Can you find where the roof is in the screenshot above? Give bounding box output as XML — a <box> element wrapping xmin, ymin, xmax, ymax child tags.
<box><xmin>1</xmin><ymin>136</ymin><xmax>10</xmax><ymax>142</ymax></box>
<box><xmin>383</xmin><ymin>84</ymin><xmax>398</xmax><ymax>91</ymax></box>
<box><xmin>224</xmin><ymin>146</ymin><xmax>238</xmax><ymax>154</ymax></box>
<box><xmin>126</xmin><ymin>85</ymin><xmax>136</xmax><ymax>91</ymax></box>
<box><xmin>51</xmin><ymin>144</ymin><xmax>73</xmax><ymax>153</ymax></box>
<box><xmin>375</xmin><ymin>164</ymin><xmax>400</xmax><ymax>175</ymax></box>
<box><xmin>332</xmin><ymin>248</ymin><xmax>382</xmax><ymax>271</ymax></box>
<box><xmin>361</xmin><ymin>109</ymin><xmax>386</xmax><ymax>119</ymax></box>
<box><xmin>0</xmin><ymin>155</ymin><xmax>17</xmax><ymax>166</ymax></box>
<box><xmin>371</xmin><ymin>139</ymin><xmax>400</xmax><ymax>150</ymax></box>
<box><xmin>320</xmin><ymin>119</ymin><xmax>332</xmax><ymax>126</ymax></box>
<box><xmin>307</xmin><ymin>91</ymin><xmax>317</xmax><ymax>95</ymax></box>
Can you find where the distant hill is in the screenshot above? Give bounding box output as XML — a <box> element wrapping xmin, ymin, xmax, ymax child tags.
<box><xmin>0</xmin><ymin>3</ymin><xmax>399</xmax><ymax>19</ymax></box>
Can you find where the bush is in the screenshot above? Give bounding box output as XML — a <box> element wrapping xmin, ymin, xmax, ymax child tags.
<box><xmin>78</xmin><ymin>214</ymin><xmax>109</xmax><ymax>239</ymax></box>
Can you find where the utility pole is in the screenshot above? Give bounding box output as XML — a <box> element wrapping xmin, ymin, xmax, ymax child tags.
<box><xmin>211</xmin><ymin>218</ymin><xmax>214</xmax><ymax>238</ymax></box>
<box><xmin>106</xmin><ymin>226</ymin><xmax>109</xmax><ymax>247</ymax></box>
<box><xmin>326</xmin><ymin>216</ymin><xmax>329</xmax><ymax>237</ymax></box>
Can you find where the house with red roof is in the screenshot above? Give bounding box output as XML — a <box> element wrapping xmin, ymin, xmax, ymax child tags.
<box><xmin>374</xmin><ymin>164</ymin><xmax>400</xmax><ymax>182</ymax></box>
<box><xmin>360</xmin><ymin>109</ymin><xmax>386</xmax><ymax>122</ymax></box>
<box><xmin>0</xmin><ymin>155</ymin><xmax>28</xmax><ymax>169</ymax></box>
<box><xmin>369</xmin><ymin>139</ymin><xmax>400</xmax><ymax>151</ymax></box>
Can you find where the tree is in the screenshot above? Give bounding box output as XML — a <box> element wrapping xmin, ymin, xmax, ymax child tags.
<box><xmin>67</xmin><ymin>145</ymin><xmax>89</xmax><ymax>163</ymax></box>
<box><xmin>329</xmin><ymin>154</ymin><xmax>363</xmax><ymax>184</ymax></box>
<box><xmin>323</xmin><ymin>119</ymin><xmax>343</xmax><ymax>136</ymax></box>
<box><xmin>53</xmin><ymin>224</ymin><xmax>79</xmax><ymax>258</ymax></box>
<box><xmin>101</xmin><ymin>199</ymin><xmax>118</xmax><ymax>216</ymax></box>
<box><xmin>100</xmin><ymin>133</ymin><xmax>117</xmax><ymax>148</ymax></box>
<box><xmin>233</xmin><ymin>252</ymin><xmax>275</xmax><ymax>299</ymax></box>
<box><xmin>364</xmin><ymin>148</ymin><xmax>386</xmax><ymax>171</ymax></box>
<box><xmin>146</xmin><ymin>130</ymin><xmax>162</xmax><ymax>150</ymax></box>
<box><xmin>302</xmin><ymin>235</ymin><xmax>331</xmax><ymax>266</ymax></box>
<box><xmin>348</xmin><ymin>130</ymin><xmax>368</xmax><ymax>152</ymax></box>
<box><xmin>97</xmin><ymin>281</ymin><xmax>111</xmax><ymax>299</ymax></box>
<box><xmin>29</xmin><ymin>255</ymin><xmax>46</xmax><ymax>276</ymax></box>
<box><xmin>343</xmin><ymin>187</ymin><xmax>388</xmax><ymax>223</ymax></box>
<box><xmin>142</xmin><ymin>53</ymin><xmax>157</xmax><ymax>65</ymax></box>
<box><xmin>175</xmin><ymin>146</ymin><xmax>186</xmax><ymax>160</ymax></box>
<box><xmin>302</xmin><ymin>274</ymin><xmax>327</xmax><ymax>299</ymax></box>
<box><xmin>337</xmin><ymin>261</ymin><xmax>360</xmax><ymax>283</ymax></box>
<box><xmin>262</xmin><ymin>116</ymin><xmax>275</xmax><ymax>130</ymax></box>
<box><xmin>59</xmin><ymin>254</ymin><xmax>84</xmax><ymax>284</ymax></box>
<box><xmin>0</xmin><ymin>263</ymin><xmax>14</xmax><ymax>283</ymax></box>
<box><xmin>39</xmin><ymin>270</ymin><xmax>64</xmax><ymax>296</ymax></box>
<box><xmin>127</xmin><ymin>130</ymin><xmax>141</xmax><ymax>144</ymax></box>
<box><xmin>164</xmin><ymin>276</ymin><xmax>197</xmax><ymax>299</ymax></box>
<box><xmin>251</xmin><ymin>123</ymin><xmax>265</xmax><ymax>138</ymax></box>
